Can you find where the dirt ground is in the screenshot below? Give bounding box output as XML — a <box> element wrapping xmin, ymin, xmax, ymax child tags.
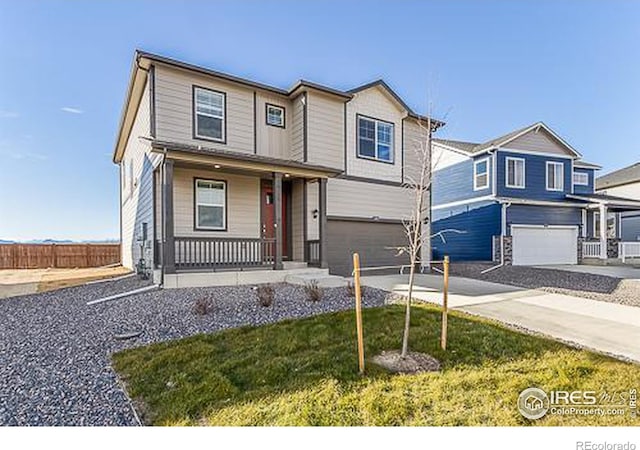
<box><xmin>0</xmin><ymin>266</ymin><xmax>132</xmax><ymax>299</ymax></box>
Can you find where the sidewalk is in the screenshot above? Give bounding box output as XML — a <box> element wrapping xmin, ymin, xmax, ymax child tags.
<box><xmin>361</xmin><ymin>274</ymin><xmax>640</xmax><ymax>363</ymax></box>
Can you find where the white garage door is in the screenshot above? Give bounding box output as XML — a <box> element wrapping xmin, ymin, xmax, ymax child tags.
<box><xmin>512</xmin><ymin>225</ymin><xmax>578</xmax><ymax>266</ymax></box>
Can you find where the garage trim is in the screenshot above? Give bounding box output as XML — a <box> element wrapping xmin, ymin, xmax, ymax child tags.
<box><xmin>511</xmin><ymin>224</ymin><xmax>579</xmax><ymax>266</ymax></box>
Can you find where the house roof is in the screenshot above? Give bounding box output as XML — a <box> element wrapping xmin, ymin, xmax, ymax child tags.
<box><xmin>348</xmin><ymin>79</ymin><xmax>445</xmax><ymax>128</ymax></box>
<box><xmin>596</xmin><ymin>162</ymin><xmax>640</xmax><ymax>190</ymax></box>
<box><xmin>433</xmin><ymin>122</ymin><xmax>586</xmax><ymax>160</ymax></box>
<box><xmin>566</xmin><ymin>193</ymin><xmax>640</xmax><ymax>209</ymax></box>
<box><xmin>113</xmin><ymin>51</ymin><xmax>444</xmax><ymax>163</ymax></box>
<box><xmin>150</xmin><ymin>139</ymin><xmax>343</xmax><ymax>177</ymax></box>
<box><xmin>574</xmin><ymin>160</ymin><xmax>602</xmax><ymax>170</ymax></box>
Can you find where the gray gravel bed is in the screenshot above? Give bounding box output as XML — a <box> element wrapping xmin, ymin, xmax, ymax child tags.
<box><xmin>450</xmin><ymin>263</ymin><xmax>640</xmax><ymax>307</ymax></box>
<box><xmin>0</xmin><ymin>277</ymin><xmax>385</xmax><ymax>426</ymax></box>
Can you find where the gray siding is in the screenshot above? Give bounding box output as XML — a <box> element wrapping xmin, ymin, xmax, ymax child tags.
<box><xmin>306</xmin><ymin>91</ymin><xmax>344</xmax><ymax>169</ymax></box>
<box><xmin>327</xmin><ymin>177</ymin><xmax>412</xmax><ymax>220</ymax></box>
<box><xmin>403</xmin><ymin>117</ymin><xmax>430</xmax><ymax>184</ymax></box>
<box><xmin>504</xmin><ymin>129</ymin><xmax>574</xmax><ymax>156</ymax></box>
<box><xmin>291</xmin><ymin>95</ymin><xmax>305</xmax><ymax>161</ymax></box>
<box><xmin>120</xmin><ymin>77</ymin><xmax>158</xmax><ymax>270</ymax></box>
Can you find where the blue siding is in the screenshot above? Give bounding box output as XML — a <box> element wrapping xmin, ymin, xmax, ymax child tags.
<box><xmin>621</xmin><ymin>213</ymin><xmax>640</xmax><ymax>241</ymax></box>
<box><xmin>431</xmin><ymin>202</ymin><xmax>501</xmax><ymax>261</ymax></box>
<box><xmin>432</xmin><ymin>155</ymin><xmax>492</xmax><ymax>206</ymax></box>
<box><xmin>506</xmin><ymin>205</ymin><xmax>583</xmax><ymax>236</ymax></box>
<box><xmin>573</xmin><ymin>168</ymin><xmax>595</xmax><ymax>194</ymax></box>
<box><xmin>496</xmin><ymin>150</ymin><xmax>572</xmax><ymax>201</ymax></box>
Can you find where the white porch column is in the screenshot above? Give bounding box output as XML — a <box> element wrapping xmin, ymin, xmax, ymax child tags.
<box><xmin>599</xmin><ymin>203</ymin><xmax>608</xmax><ymax>259</ymax></box>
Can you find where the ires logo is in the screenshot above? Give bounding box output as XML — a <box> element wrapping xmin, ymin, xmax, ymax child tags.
<box><xmin>548</xmin><ymin>390</ymin><xmax>597</xmax><ymax>405</ymax></box>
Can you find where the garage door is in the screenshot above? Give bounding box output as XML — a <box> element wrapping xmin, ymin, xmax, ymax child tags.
<box><xmin>326</xmin><ymin>220</ymin><xmax>410</xmax><ymax>276</ymax></box>
<box><xmin>511</xmin><ymin>225</ymin><xmax>578</xmax><ymax>266</ymax></box>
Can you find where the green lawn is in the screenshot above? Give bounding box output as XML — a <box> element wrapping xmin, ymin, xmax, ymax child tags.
<box><xmin>113</xmin><ymin>304</ymin><xmax>640</xmax><ymax>426</ymax></box>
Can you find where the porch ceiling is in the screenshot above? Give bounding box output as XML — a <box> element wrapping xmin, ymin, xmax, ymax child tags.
<box><xmin>151</xmin><ymin>140</ymin><xmax>343</xmax><ymax>179</ymax></box>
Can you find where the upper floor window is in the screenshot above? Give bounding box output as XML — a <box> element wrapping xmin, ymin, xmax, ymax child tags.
<box><xmin>505</xmin><ymin>157</ymin><xmax>525</xmax><ymax>189</ymax></box>
<box><xmin>195</xmin><ymin>179</ymin><xmax>227</xmax><ymax>230</ymax></box>
<box><xmin>546</xmin><ymin>161</ymin><xmax>564</xmax><ymax>191</ymax></box>
<box><xmin>573</xmin><ymin>171</ymin><xmax>589</xmax><ymax>186</ymax></box>
<box><xmin>473</xmin><ymin>158</ymin><xmax>490</xmax><ymax>190</ymax></box>
<box><xmin>357</xmin><ymin>115</ymin><xmax>394</xmax><ymax>163</ymax></box>
<box><xmin>266</xmin><ymin>104</ymin><xmax>285</xmax><ymax>128</ymax></box>
<box><xmin>193</xmin><ymin>86</ymin><xmax>226</xmax><ymax>142</ymax></box>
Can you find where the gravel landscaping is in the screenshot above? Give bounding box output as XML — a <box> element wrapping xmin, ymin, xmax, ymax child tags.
<box><xmin>450</xmin><ymin>263</ymin><xmax>640</xmax><ymax>307</ymax></box>
<box><xmin>0</xmin><ymin>277</ymin><xmax>386</xmax><ymax>426</ymax></box>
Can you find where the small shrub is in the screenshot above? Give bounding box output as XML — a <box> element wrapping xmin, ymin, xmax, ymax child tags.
<box><xmin>256</xmin><ymin>284</ymin><xmax>275</xmax><ymax>307</ymax></box>
<box><xmin>304</xmin><ymin>280</ymin><xmax>323</xmax><ymax>302</ymax></box>
<box><xmin>346</xmin><ymin>281</ymin><xmax>365</xmax><ymax>299</ymax></box>
<box><xmin>194</xmin><ymin>297</ymin><xmax>213</xmax><ymax>315</ymax></box>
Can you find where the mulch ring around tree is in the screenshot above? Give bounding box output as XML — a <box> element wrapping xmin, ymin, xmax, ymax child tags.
<box><xmin>372</xmin><ymin>350</ymin><xmax>441</xmax><ymax>374</ymax></box>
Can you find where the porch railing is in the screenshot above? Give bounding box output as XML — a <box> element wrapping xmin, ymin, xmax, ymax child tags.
<box><xmin>305</xmin><ymin>240</ymin><xmax>320</xmax><ymax>267</ymax></box>
<box><xmin>582</xmin><ymin>241</ymin><xmax>601</xmax><ymax>258</ymax></box>
<box><xmin>174</xmin><ymin>237</ymin><xmax>276</xmax><ymax>271</ymax></box>
<box><xmin>619</xmin><ymin>242</ymin><xmax>640</xmax><ymax>263</ymax></box>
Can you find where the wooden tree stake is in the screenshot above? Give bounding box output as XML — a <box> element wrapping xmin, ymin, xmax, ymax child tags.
<box><xmin>441</xmin><ymin>255</ymin><xmax>450</xmax><ymax>351</ymax></box>
<box><xmin>352</xmin><ymin>252</ymin><xmax>365</xmax><ymax>375</ymax></box>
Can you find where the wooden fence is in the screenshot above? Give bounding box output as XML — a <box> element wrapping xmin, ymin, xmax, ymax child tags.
<box><xmin>0</xmin><ymin>243</ymin><xmax>121</xmax><ymax>269</ymax></box>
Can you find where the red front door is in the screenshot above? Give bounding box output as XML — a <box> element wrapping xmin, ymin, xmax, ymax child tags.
<box><xmin>261</xmin><ymin>182</ymin><xmax>288</xmax><ymax>258</ymax></box>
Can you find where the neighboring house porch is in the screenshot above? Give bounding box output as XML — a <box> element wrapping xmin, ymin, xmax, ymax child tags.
<box><xmin>151</xmin><ymin>141</ymin><xmax>341</xmax><ymax>286</ymax></box>
<box><xmin>567</xmin><ymin>193</ymin><xmax>640</xmax><ymax>264</ymax></box>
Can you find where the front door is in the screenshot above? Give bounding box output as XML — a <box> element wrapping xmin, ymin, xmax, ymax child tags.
<box><xmin>261</xmin><ymin>181</ymin><xmax>288</xmax><ymax>259</ymax></box>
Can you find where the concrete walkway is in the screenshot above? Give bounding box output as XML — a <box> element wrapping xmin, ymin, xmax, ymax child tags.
<box><xmin>361</xmin><ymin>274</ymin><xmax>640</xmax><ymax>363</ymax></box>
<box><xmin>535</xmin><ymin>264</ymin><xmax>640</xmax><ymax>280</ymax></box>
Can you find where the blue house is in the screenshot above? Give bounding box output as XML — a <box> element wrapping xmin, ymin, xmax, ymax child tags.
<box><xmin>431</xmin><ymin>122</ymin><xmax>640</xmax><ymax>265</ymax></box>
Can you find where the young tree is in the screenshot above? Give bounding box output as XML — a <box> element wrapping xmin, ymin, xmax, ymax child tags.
<box><xmin>397</xmin><ymin>112</ymin><xmax>436</xmax><ymax>358</ymax></box>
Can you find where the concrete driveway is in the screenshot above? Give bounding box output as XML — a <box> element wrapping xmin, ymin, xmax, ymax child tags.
<box><xmin>361</xmin><ymin>274</ymin><xmax>640</xmax><ymax>363</ymax></box>
<box><xmin>534</xmin><ymin>264</ymin><xmax>640</xmax><ymax>280</ymax></box>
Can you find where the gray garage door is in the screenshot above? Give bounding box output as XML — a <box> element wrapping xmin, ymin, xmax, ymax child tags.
<box><xmin>327</xmin><ymin>219</ymin><xmax>410</xmax><ymax>276</ymax></box>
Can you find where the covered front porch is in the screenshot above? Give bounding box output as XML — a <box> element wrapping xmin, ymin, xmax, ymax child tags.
<box><xmin>569</xmin><ymin>193</ymin><xmax>640</xmax><ymax>264</ymax></box>
<box><xmin>151</xmin><ymin>141</ymin><xmax>341</xmax><ymax>283</ymax></box>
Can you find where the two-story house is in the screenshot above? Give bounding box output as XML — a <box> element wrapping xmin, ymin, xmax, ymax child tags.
<box><xmin>113</xmin><ymin>50</ymin><xmax>441</xmax><ymax>287</ymax></box>
<box><xmin>430</xmin><ymin>122</ymin><xmax>640</xmax><ymax>265</ymax></box>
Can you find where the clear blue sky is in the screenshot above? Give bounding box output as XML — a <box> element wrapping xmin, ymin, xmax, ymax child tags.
<box><xmin>1</xmin><ymin>0</ymin><xmax>638</xmax><ymax>241</ymax></box>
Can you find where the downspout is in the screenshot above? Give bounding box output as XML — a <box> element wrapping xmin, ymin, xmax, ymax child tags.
<box><xmin>159</xmin><ymin>149</ymin><xmax>167</xmax><ymax>287</ymax></box>
<box><xmin>481</xmin><ymin>201</ymin><xmax>511</xmax><ymax>274</ymax></box>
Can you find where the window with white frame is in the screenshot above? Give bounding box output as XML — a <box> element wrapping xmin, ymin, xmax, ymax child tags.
<box><xmin>546</xmin><ymin>161</ymin><xmax>564</xmax><ymax>191</ymax></box>
<box><xmin>357</xmin><ymin>115</ymin><xmax>394</xmax><ymax>163</ymax></box>
<box><xmin>195</xmin><ymin>179</ymin><xmax>227</xmax><ymax>230</ymax></box>
<box><xmin>573</xmin><ymin>171</ymin><xmax>589</xmax><ymax>186</ymax></box>
<box><xmin>194</xmin><ymin>87</ymin><xmax>225</xmax><ymax>141</ymax></box>
<box><xmin>593</xmin><ymin>211</ymin><xmax>617</xmax><ymax>238</ymax></box>
<box><xmin>506</xmin><ymin>157</ymin><xmax>525</xmax><ymax>189</ymax></box>
<box><xmin>266</xmin><ymin>104</ymin><xmax>285</xmax><ymax>128</ymax></box>
<box><xmin>473</xmin><ymin>158</ymin><xmax>490</xmax><ymax>190</ymax></box>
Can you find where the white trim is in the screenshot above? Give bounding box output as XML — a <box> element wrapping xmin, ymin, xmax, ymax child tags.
<box><xmin>505</xmin><ymin>156</ymin><xmax>526</xmax><ymax>189</ymax></box>
<box><xmin>473</xmin><ymin>157</ymin><xmax>490</xmax><ymax>191</ymax></box>
<box><xmin>566</xmin><ymin>194</ymin><xmax>640</xmax><ymax>208</ymax></box>
<box><xmin>581</xmin><ymin>209</ymin><xmax>587</xmax><ymax>238</ymax></box>
<box><xmin>498</xmin><ymin>122</ymin><xmax>582</xmax><ymax>158</ymax></box>
<box><xmin>500</xmin><ymin>147</ymin><xmax>574</xmax><ymax>160</ymax></box>
<box><xmin>195</xmin><ymin>178</ymin><xmax>227</xmax><ymax>230</ymax></box>
<box><xmin>574</xmin><ymin>162</ymin><xmax>602</xmax><ymax>169</ymax></box>
<box><xmin>573</xmin><ymin>171</ymin><xmax>589</xmax><ymax>186</ymax></box>
<box><xmin>496</xmin><ymin>197</ymin><xmax>586</xmax><ymax>208</ymax></box>
<box><xmin>431</xmin><ymin>195</ymin><xmax>495</xmax><ymax>211</ymax></box>
<box><xmin>593</xmin><ymin>210</ymin><xmax>617</xmax><ymax>239</ymax></box>
<box><xmin>546</xmin><ymin>161</ymin><xmax>564</xmax><ymax>191</ymax></box>
<box><xmin>570</xmin><ymin>159</ymin><xmax>574</xmax><ymax>194</ymax></box>
<box><xmin>356</xmin><ymin>116</ymin><xmax>394</xmax><ymax>163</ymax></box>
<box><xmin>194</xmin><ymin>87</ymin><xmax>226</xmax><ymax>142</ymax></box>
<box><xmin>491</xmin><ymin>151</ymin><xmax>497</xmax><ymax>196</ymax></box>
<box><xmin>511</xmin><ymin>224</ymin><xmax>579</xmax><ymax>230</ymax></box>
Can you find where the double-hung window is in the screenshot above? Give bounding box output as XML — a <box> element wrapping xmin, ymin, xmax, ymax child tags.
<box><xmin>195</xmin><ymin>179</ymin><xmax>227</xmax><ymax>230</ymax></box>
<box><xmin>194</xmin><ymin>87</ymin><xmax>225</xmax><ymax>142</ymax></box>
<box><xmin>473</xmin><ymin>158</ymin><xmax>490</xmax><ymax>190</ymax></box>
<box><xmin>505</xmin><ymin>157</ymin><xmax>525</xmax><ymax>189</ymax></box>
<box><xmin>573</xmin><ymin>171</ymin><xmax>589</xmax><ymax>186</ymax></box>
<box><xmin>357</xmin><ymin>116</ymin><xmax>394</xmax><ymax>163</ymax></box>
<box><xmin>546</xmin><ymin>161</ymin><xmax>564</xmax><ymax>191</ymax></box>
